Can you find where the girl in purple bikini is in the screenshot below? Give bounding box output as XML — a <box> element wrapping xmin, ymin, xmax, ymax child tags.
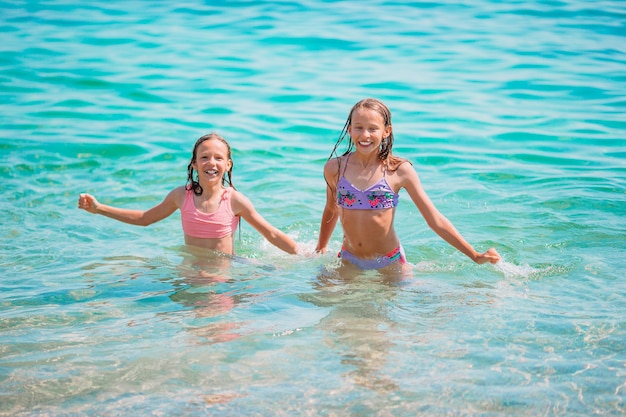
<box><xmin>315</xmin><ymin>98</ymin><xmax>500</xmax><ymax>272</ymax></box>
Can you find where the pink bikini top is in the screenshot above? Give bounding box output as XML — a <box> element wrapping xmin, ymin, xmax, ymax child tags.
<box><xmin>181</xmin><ymin>187</ymin><xmax>239</xmax><ymax>238</ymax></box>
<box><xmin>336</xmin><ymin>155</ymin><xmax>399</xmax><ymax>210</ymax></box>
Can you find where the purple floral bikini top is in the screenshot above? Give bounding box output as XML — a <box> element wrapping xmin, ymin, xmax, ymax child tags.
<box><xmin>336</xmin><ymin>155</ymin><xmax>399</xmax><ymax>210</ymax></box>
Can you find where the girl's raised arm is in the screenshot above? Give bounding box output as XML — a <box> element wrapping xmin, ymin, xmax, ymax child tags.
<box><xmin>230</xmin><ymin>190</ymin><xmax>298</xmax><ymax>255</ymax></box>
<box><xmin>315</xmin><ymin>159</ymin><xmax>341</xmax><ymax>254</ymax></box>
<box><xmin>78</xmin><ymin>187</ymin><xmax>183</xmax><ymax>227</ymax></box>
<box><xmin>398</xmin><ymin>164</ymin><xmax>500</xmax><ymax>264</ymax></box>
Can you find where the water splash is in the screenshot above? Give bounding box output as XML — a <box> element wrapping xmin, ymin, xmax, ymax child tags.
<box><xmin>493</xmin><ymin>259</ymin><xmax>539</xmax><ymax>280</ymax></box>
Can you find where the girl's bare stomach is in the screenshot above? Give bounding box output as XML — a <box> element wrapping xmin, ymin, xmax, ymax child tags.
<box><xmin>184</xmin><ymin>234</ymin><xmax>234</xmax><ymax>255</ymax></box>
<box><xmin>340</xmin><ymin>209</ymin><xmax>399</xmax><ymax>258</ymax></box>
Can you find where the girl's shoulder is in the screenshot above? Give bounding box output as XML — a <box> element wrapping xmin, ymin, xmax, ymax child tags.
<box><xmin>387</xmin><ymin>155</ymin><xmax>412</xmax><ymax>173</ymax></box>
<box><xmin>164</xmin><ymin>186</ymin><xmax>188</xmax><ymax>209</ymax></box>
<box><xmin>323</xmin><ymin>156</ymin><xmax>344</xmax><ymax>176</ymax></box>
<box><xmin>228</xmin><ymin>187</ymin><xmax>254</xmax><ymax>217</ymax></box>
<box><xmin>173</xmin><ymin>185</ymin><xmax>190</xmax><ymax>196</ymax></box>
<box><xmin>228</xmin><ymin>187</ymin><xmax>248</xmax><ymax>204</ymax></box>
<box><xmin>325</xmin><ymin>154</ymin><xmax>346</xmax><ymax>165</ymax></box>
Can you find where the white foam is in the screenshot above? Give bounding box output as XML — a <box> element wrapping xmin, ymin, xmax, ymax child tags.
<box><xmin>493</xmin><ymin>259</ymin><xmax>539</xmax><ymax>280</ymax></box>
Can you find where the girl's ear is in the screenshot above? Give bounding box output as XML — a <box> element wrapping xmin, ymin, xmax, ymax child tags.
<box><xmin>385</xmin><ymin>124</ymin><xmax>392</xmax><ymax>138</ymax></box>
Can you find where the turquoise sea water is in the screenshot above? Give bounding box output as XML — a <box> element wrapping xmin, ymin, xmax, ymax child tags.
<box><xmin>1</xmin><ymin>0</ymin><xmax>625</xmax><ymax>415</ymax></box>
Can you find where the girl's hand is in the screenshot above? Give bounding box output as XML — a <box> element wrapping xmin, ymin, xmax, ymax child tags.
<box><xmin>78</xmin><ymin>193</ymin><xmax>99</xmax><ymax>214</ymax></box>
<box><xmin>474</xmin><ymin>247</ymin><xmax>501</xmax><ymax>264</ymax></box>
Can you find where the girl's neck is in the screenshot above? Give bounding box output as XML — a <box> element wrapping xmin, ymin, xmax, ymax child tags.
<box><xmin>198</xmin><ymin>181</ymin><xmax>225</xmax><ymax>199</ymax></box>
<box><xmin>351</xmin><ymin>151</ymin><xmax>381</xmax><ymax>171</ymax></box>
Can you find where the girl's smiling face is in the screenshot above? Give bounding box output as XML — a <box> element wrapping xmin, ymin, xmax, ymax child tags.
<box><xmin>192</xmin><ymin>139</ymin><xmax>232</xmax><ymax>185</ymax></box>
<box><xmin>348</xmin><ymin>107</ymin><xmax>392</xmax><ymax>156</ymax></box>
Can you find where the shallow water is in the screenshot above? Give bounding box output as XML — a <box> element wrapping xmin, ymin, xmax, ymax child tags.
<box><xmin>1</xmin><ymin>0</ymin><xmax>625</xmax><ymax>415</ymax></box>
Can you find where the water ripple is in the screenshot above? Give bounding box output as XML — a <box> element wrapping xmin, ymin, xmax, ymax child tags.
<box><xmin>1</xmin><ymin>0</ymin><xmax>625</xmax><ymax>415</ymax></box>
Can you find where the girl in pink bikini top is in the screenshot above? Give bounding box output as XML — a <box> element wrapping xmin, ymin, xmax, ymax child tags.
<box><xmin>78</xmin><ymin>133</ymin><xmax>298</xmax><ymax>256</ymax></box>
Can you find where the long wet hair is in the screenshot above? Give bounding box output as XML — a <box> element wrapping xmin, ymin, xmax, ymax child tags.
<box><xmin>328</xmin><ymin>98</ymin><xmax>408</xmax><ymax>174</ymax></box>
<box><xmin>186</xmin><ymin>133</ymin><xmax>235</xmax><ymax>196</ymax></box>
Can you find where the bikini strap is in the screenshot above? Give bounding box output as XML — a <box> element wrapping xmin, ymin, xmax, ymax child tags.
<box><xmin>341</xmin><ymin>153</ymin><xmax>351</xmax><ymax>177</ymax></box>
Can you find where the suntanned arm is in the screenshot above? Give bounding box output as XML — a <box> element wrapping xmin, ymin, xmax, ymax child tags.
<box><xmin>398</xmin><ymin>164</ymin><xmax>500</xmax><ymax>264</ymax></box>
<box><xmin>231</xmin><ymin>191</ymin><xmax>298</xmax><ymax>255</ymax></box>
<box><xmin>78</xmin><ymin>187</ymin><xmax>183</xmax><ymax>227</ymax></box>
<box><xmin>315</xmin><ymin>160</ymin><xmax>340</xmax><ymax>254</ymax></box>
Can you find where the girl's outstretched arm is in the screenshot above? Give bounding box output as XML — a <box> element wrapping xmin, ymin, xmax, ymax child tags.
<box><xmin>78</xmin><ymin>187</ymin><xmax>183</xmax><ymax>227</ymax></box>
<box><xmin>231</xmin><ymin>191</ymin><xmax>298</xmax><ymax>255</ymax></box>
<box><xmin>398</xmin><ymin>164</ymin><xmax>500</xmax><ymax>264</ymax></box>
<box><xmin>315</xmin><ymin>160</ymin><xmax>340</xmax><ymax>254</ymax></box>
